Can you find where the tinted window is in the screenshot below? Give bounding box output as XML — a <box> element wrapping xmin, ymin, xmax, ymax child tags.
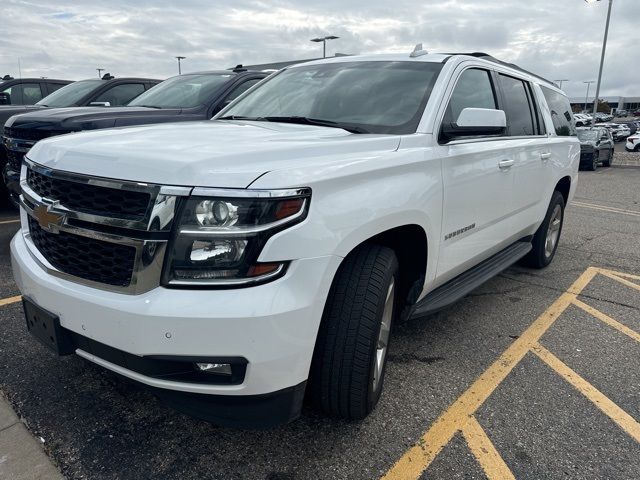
<box><xmin>221</xmin><ymin>61</ymin><xmax>443</xmax><ymax>134</ymax></box>
<box><xmin>0</xmin><ymin>83</ymin><xmax>43</xmax><ymax>105</ymax></box>
<box><xmin>498</xmin><ymin>74</ymin><xmax>535</xmax><ymax>136</ymax></box>
<box><xmin>129</xmin><ymin>74</ymin><xmax>234</xmax><ymax>108</ymax></box>
<box><xmin>224</xmin><ymin>78</ymin><xmax>261</xmax><ymax>103</ymax></box>
<box><xmin>37</xmin><ymin>80</ymin><xmax>104</xmax><ymax>107</ymax></box>
<box><xmin>94</xmin><ymin>83</ymin><xmax>145</xmax><ymax>106</ymax></box>
<box><xmin>541</xmin><ymin>86</ymin><xmax>576</xmax><ymax>137</ymax></box>
<box><xmin>46</xmin><ymin>83</ymin><xmax>67</xmax><ymax>95</ymax></box>
<box><xmin>446</xmin><ymin>68</ymin><xmax>497</xmax><ymax>123</ymax></box>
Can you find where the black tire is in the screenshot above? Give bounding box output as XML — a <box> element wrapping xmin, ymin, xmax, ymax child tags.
<box><xmin>309</xmin><ymin>243</ymin><xmax>399</xmax><ymax>420</ymax></box>
<box><xmin>602</xmin><ymin>149</ymin><xmax>612</xmax><ymax>167</ymax></box>
<box><xmin>521</xmin><ymin>191</ymin><xmax>565</xmax><ymax>269</ymax></box>
<box><xmin>587</xmin><ymin>152</ymin><xmax>598</xmax><ymax>171</ymax></box>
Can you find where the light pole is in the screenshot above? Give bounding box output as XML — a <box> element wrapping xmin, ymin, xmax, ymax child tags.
<box><xmin>96</xmin><ymin>68</ymin><xmax>104</xmax><ymax>78</ymax></box>
<box><xmin>175</xmin><ymin>56</ymin><xmax>186</xmax><ymax>75</ymax></box>
<box><xmin>554</xmin><ymin>79</ymin><xmax>569</xmax><ymax>89</ymax></box>
<box><xmin>310</xmin><ymin>35</ymin><xmax>339</xmax><ymax>58</ymax></box>
<box><xmin>583</xmin><ymin>81</ymin><xmax>595</xmax><ymax>113</ymax></box>
<box><xmin>585</xmin><ymin>0</ymin><xmax>613</xmax><ymax>117</ymax></box>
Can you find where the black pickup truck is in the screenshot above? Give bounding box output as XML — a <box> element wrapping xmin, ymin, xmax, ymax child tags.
<box><xmin>2</xmin><ymin>69</ymin><xmax>267</xmax><ymax>205</ymax></box>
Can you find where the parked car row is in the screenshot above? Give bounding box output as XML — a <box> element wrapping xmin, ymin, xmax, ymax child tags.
<box><xmin>1</xmin><ymin>68</ymin><xmax>268</xmax><ymax>205</ymax></box>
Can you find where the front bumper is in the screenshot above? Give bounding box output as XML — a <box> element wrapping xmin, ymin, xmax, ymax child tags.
<box><xmin>2</xmin><ymin>164</ymin><xmax>20</xmax><ymax>206</ymax></box>
<box><xmin>11</xmin><ymin>231</ymin><xmax>341</xmax><ymax>422</ymax></box>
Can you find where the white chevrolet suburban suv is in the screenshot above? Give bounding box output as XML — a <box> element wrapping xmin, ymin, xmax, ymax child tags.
<box><xmin>11</xmin><ymin>51</ymin><xmax>579</xmax><ymax>428</ymax></box>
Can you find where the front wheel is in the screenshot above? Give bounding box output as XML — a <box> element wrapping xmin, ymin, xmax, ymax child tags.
<box><xmin>602</xmin><ymin>149</ymin><xmax>613</xmax><ymax>167</ymax></box>
<box><xmin>522</xmin><ymin>191</ymin><xmax>565</xmax><ymax>269</ymax></box>
<box><xmin>587</xmin><ymin>152</ymin><xmax>599</xmax><ymax>171</ymax></box>
<box><xmin>309</xmin><ymin>243</ymin><xmax>399</xmax><ymax>420</ymax></box>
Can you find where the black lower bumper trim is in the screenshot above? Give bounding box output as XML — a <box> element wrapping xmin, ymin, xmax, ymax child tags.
<box><xmin>153</xmin><ymin>381</ymin><xmax>307</xmax><ymax>429</ymax></box>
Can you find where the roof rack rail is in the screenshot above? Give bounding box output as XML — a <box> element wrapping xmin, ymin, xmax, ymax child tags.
<box><xmin>443</xmin><ymin>52</ymin><xmax>555</xmax><ymax>86</ymax></box>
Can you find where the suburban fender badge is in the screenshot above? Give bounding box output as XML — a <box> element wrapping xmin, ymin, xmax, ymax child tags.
<box><xmin>33</xmin><ymin>203</ymin><xmax>66</xmax><ymax>234</ymax></box>
<box><xmin>444</xmin><ymin>223</ymin><xmax>476</xmax><ymax>241</ymax></box>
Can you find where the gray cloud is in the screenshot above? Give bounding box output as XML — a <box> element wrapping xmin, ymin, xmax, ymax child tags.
<box><xmin>1</xmin><ymin>0</ymin><xmax>638</xmax><ymax>98</ymax></box>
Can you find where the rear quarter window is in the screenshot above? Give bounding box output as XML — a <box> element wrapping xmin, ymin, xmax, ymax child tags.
<box><xmin>541</xmin><ymin>86</ymin><xmax>576</xmax><ymax>137</ymax></box>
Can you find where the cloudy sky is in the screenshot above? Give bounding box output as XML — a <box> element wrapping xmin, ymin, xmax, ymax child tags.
<box><xmin>1</xmin><ymin>0</ymin><xmax>638</xmax><ymax>99</ymax></box>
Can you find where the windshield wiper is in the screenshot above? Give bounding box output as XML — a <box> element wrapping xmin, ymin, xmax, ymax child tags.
<box><xmin>217</xmin><ymin>115</ymin><xmax>265</xmax><ymax>121</ymax></box>
<box><xmin>218</xmin><ymin>115</ymin><xmax>369</xmax><ymax>133</ymax></box>
<box><xmin>261</xmin><ymin>116</ymin><xmax>369</xmax><ymax>134</ymax></box>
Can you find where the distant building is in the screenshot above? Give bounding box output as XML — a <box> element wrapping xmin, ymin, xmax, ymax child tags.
<box><xmin>569</xmin><ymin>95</ymin><xmax>640</xmax><ymax>113</ymax></box>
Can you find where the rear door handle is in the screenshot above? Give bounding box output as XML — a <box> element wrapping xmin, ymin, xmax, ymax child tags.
<box><xmin>540</xmin><ymin>152</ymin><xmax>552</xmax><ymax>161</ymax></box>
<box><xmin>498</xmin><ymin>159</ymin><xmax>514</xmax><ymax>169</ymax></box>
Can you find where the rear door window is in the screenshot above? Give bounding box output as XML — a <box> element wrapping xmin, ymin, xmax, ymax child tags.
<box><xmin>1</xmin><ymin>83</ymin><xmax>43</xmax><ymax>105</ymax></box>
<box><xmin>498</xmin><ymin>74</ymin><xmax>536</xmax><ymax>136</ymax></box>
<box><xmin>540</xmin><ymin>86</ymin><xmax>576</xmax><ymax>137</ymax></box>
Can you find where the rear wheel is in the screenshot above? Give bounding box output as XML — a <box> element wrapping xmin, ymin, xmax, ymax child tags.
<box><xmin>309</xmin><ymin>243</ymin><xmax>399</xmax><ymax>420</ymax></box>
<box><xmin>522</xmin><ymin>191</ymin><xmax>565</xmax><ymax>269</ymax></box>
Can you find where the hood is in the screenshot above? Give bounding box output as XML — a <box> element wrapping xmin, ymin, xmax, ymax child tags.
<box><xmin>579</xmin><ymin>140</ymin><xmax>596</xmax><ymax>148</ymax></box>
<box><xmin>4</xmin><ymin>106</ymin><xmax>182</xmax><ymax>132</ymax></box>
<box><xmin>26</xmin><ymin>120</ymin><xmax>401</xmax><ymax>188</ymax></box>
<box><xmin>0</xmin><ymin>105</ymin><xmax>45</xmax><ymax>127</ymax></box>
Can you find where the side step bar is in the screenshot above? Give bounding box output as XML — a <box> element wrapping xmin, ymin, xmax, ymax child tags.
<box><xmin>410</xmin><ymin>240</ymin><xmax>532</xmax><ymax>319</ymax></box>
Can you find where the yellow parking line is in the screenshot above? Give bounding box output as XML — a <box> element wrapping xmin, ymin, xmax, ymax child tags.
<box><xmin>573</xmin><ymin>299</ymin><xmax>640</xmax><ymax>343</ymax></box>
<box><xmin>599</xmin><ymin>269</ymin><xmax>640</xmax><ymax>282</ymax></box>
<box><xmin>0</xmin><ymin>219</ymin><xmax>20</xmax><ymax>225</ymax></box>
<box><xmin>0</xmin><ymin>295</ymin><xmax>21</xmax><ymax>307</ymax></box>
<box><xmin>571</xmin><ymin>201</ymin><xmax>640</xmax><ymax>217</ymax></box>
<box><xmin>599</xmin><ymin>271</ymin><xmax>640</xmax><ymax>292</ymax></box>
<box><xmin>461</xmin><ymin>417</ymin><xmax>516</xmax><ymax>480</ymax></box>
<box><xmin>532</xmin><ymin>343</ymin><xmax>640</xmax><ymax>443</ymax></box>
<box><xmin>381</xmin><ymin>267</ymin><xmax>599</xmax><ymax>480</ymax></box>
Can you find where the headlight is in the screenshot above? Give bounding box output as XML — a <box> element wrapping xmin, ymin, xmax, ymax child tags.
<box><xmin>163</xmin><ymin>187</ymin><xmax>311</xmax><ymax>287</ymax></box>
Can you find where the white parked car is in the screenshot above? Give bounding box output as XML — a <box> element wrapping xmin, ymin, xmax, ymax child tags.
<box><xmin>626</xmin><ymin>134</ymin><xmax>640</xmax><ymax>151</ymax></box>
<box><xmin>574</xmin><ymin>113</ymin><xmax>591</xmax><ymax>127</ymax></box>
<box><xmin>11</xmin><ymin>50</ymin><xmax>579</xmax><ymax>427</ymax></box>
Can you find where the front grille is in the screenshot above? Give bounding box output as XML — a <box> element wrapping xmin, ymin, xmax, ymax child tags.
<box><xmin>6</xmin><ymin>149</ymin><xmax>22</xmax><ymax>172</ymax></box>
<box><xmin>27</xmin><ymin>168</ymin><xmax>151</xmax><ymax>220</ymax></box>
<box><xmin>4</xmin><ymin>127</ymin><xmax>69</xmax><ymax>142</ymax></box>
<box><xmin>28</xmin><ymin>217</ymin><xmax>136</xmax><ymax>287</ymax></box>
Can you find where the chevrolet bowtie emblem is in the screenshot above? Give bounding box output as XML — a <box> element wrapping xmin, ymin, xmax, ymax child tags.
<box><xmin>33</xmin><ymin>203</ymin><xmax>65</xmax><ymax>233</ymax></box>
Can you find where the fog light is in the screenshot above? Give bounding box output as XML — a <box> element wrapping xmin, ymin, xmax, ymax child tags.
<box><xmin>195</xmin><ymin>363</ymin><xmax>232</xmax><ymax>375</ymax></box>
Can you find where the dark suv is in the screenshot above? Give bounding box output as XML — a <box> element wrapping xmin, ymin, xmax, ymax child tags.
<box><xmin>2</xmin><ymin>69</ymin><xmax>266</xmax><ymax>205</ymax></box>
<box><xmin>0</xmin><ymin>76</ymin><xmax>71</xmax><ymax>106</ymax></box>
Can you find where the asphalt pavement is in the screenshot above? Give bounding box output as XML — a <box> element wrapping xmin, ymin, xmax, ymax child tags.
<box><xmin>0</xmin><ymin>154</ymin><xmax>638</xmax><ymax>479</ymax></box>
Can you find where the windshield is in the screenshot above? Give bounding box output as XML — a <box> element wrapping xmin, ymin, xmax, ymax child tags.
<box><xmin>219</xmin><ymin>61</ymin><xmax>443</xmax><ymax>134</ymax></box>
<box><xmin>129</xmin><ymin>74</ymin><xmax>233</xmax><ymax>108</ymax></box>
<box><xmin>577</xmin><ymin>130</ymin><xmax>598</xmax><ymax>141</ymax></box>
<box><xmin>36</xmin><ymin>80</ymin><xmax>103</xmax><ymax>107</ymax></box>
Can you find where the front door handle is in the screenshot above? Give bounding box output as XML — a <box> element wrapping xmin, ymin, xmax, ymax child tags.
<box><xmin>498</xmin><ymin>159</ymin><xmax>515</xmax><ymax>169</ymax></box>
<box><xmin>540</xmin><ymin>152</ymin><xmax>552</xmax><ymax>161</ymax></box>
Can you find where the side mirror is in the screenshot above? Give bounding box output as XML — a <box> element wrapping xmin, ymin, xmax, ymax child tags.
<box><xmin>441</xmin><ymin>108</ymin><xmax>506</xmax><ymax>141</ymax></box>
<box><xmin>0</xmin><ymin>92</ymin><xmax>10</xmax><ymax>105</ymax></box>
<box><xmin>89</xmin><ymin>101</ymin><xmax>111</xmax><ymax>107</ymax></box>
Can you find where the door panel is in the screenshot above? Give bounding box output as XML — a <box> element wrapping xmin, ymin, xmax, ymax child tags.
<box><xmin>436</xmin><ymin>139</ymin><xmax>516</xmax><ymax>282</ymax></box>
